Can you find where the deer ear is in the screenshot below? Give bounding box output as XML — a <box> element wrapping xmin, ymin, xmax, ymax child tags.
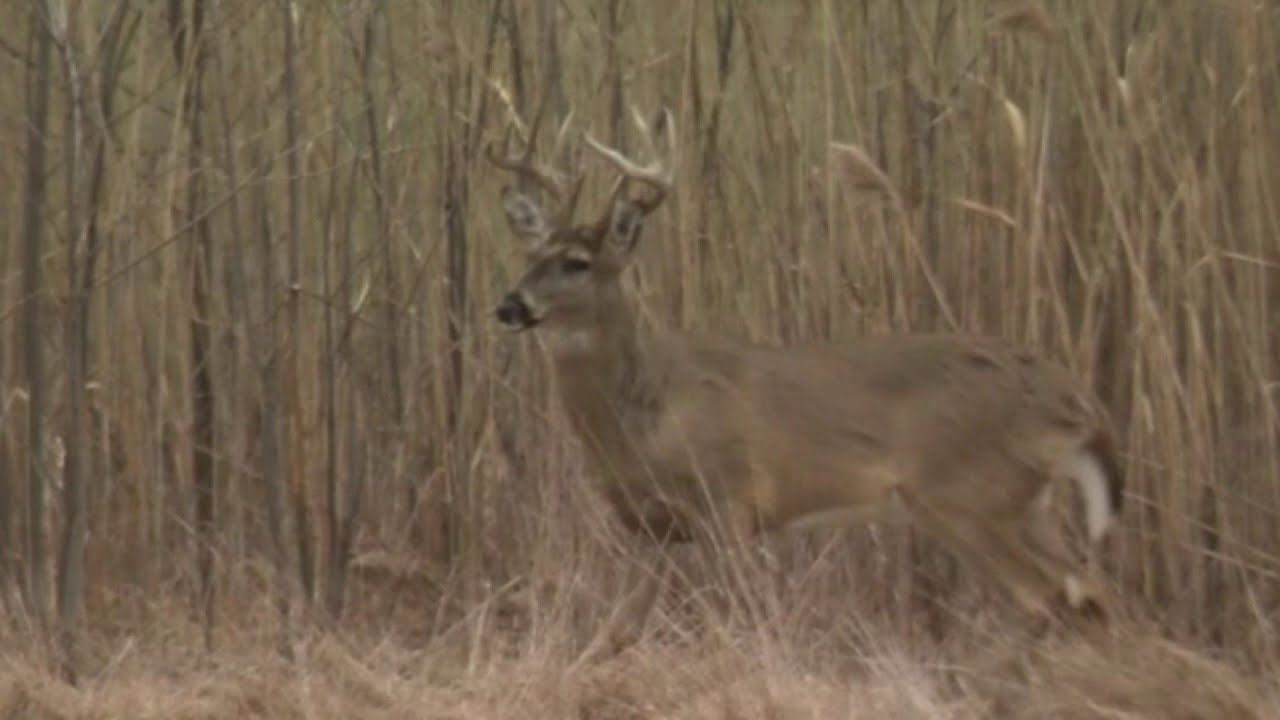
<box><xmin>501</xmin><ymin>186</ymin><xmax>552</xmax><ymax>247</ymax></box>
<box><xmin>600</xmin><ymin>193</ymin><xmax>646</xmax><ymax>264</ymax></box>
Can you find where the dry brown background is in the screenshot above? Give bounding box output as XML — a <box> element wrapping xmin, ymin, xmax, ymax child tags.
<box><xmin>1</xmin><ymin>1</ymin><xmax>1279</xmax><ymax>717</ymax></box>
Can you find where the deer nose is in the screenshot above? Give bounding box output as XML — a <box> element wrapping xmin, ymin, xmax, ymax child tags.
<box><xmin>495</xmin><ymin>292</ymin><xmax>534</xmax><ymax>328</ymax></box>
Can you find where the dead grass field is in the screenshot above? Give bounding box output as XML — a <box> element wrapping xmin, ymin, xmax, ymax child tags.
<box><xmin>2</xmin><ymin>597</ymin><xmax>1278</xmax><ymax>719</ymax></box>
<box><xmin>2</xmin><ymin>1</ymin><xmax>1279</xmax><ymax>717</ymax></box>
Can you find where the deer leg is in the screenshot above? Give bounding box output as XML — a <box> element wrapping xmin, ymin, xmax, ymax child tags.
<box><xmin>950</xmin><ymin>499</ymin><xmax>1114</xmax><ymax>634</ymax></box>
<box><xmin>688</xmin><ymin>497</ymin><xmax>766</xmax><ymax>632</ymax></box>
<box><xmin>900</xmin><ymin>488</ymin><xmax>1058</xmax><ymax>623</ymax></box>
<box><xmin>582</xmin><ymin>539</ymin><xmax>677</xmax><ymax>661</ymax></box>
<box><xmin>1019</xmin><ymin>498</ymin><xmax>1111</xmax><ymax>624</ymax></box>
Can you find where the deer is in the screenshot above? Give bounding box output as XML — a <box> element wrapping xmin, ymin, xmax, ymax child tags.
<box><xmin>487</xmin><ymin>102</ymin><xmax>1124</xmax><ymax>630</ymax></box>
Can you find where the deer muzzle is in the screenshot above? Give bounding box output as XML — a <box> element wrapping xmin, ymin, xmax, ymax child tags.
<box><xmin>495</xmin><ymin>291</ymin><xmax>539</xmax><ymax>330</ymax></box>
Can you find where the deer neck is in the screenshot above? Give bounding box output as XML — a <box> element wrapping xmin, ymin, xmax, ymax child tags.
<box><xmin>543</xmin><ymin>291</ymin><xmax>661</xmax><ymax>459</ymax></box>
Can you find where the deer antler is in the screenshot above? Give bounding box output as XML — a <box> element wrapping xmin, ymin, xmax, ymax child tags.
<box><xmin>485</xmin><ymin>90</ymin><xmax>584</xmax><ymax>225</ymax></box>
<box><xmin>583</xmin><ymin>106</ymin><xmax>676</xmax><ymax>212</ymax></box>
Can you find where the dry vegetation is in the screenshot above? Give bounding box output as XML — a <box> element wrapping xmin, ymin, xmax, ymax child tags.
<box><xmin>1</xmin><ymin>0</ymin><xmax>1279</xmax><ymax>717</ymax></box>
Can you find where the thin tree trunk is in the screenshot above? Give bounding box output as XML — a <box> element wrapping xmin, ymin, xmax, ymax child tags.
<box><xmin>324</xmin><ymin>100</ymin><xmax>367</xmax><ymax>621</ymax></box>
<box><xmin>0</xmin><ymin>415</ymin><xmax>11</xmax><ymax>614</ymax></box>
<box><xmin>355</xmin><ymin>7</ymin><xmax>402</xmax><ymax>425</ymax></box>
<box><xmin>279</xmin><ymin>0</ymin><xmax>315</xmax><ymax>613</ymax></box>
<box><xmin>210</xmin><ymin>0</ymin><xmax>252</xmax><ymax>581</ymax></box>
<box><xmin>441</xmin><ymin>0</ymin><xmax>501</xmax><ymax>600</ymax></box>
<box><xmin>0</xmin><ymin>376</ymin><xmax>10</xmax><ymax>608</ymax></box>
<box><xmin>167</xmin><ymin>0</ymin><xmax>217</xmax><ymax>654</ymax></box>
<box><xmin>321</xmin><ymin>98</ymin><xmax>343</xmax><ymax>621</ymax></box>
<box><xmin>321</xmin><ymin>95</ymin><xmax>366</xmax><ymax>620</ymax></box>
<box><xmin>439</xmin><ymin>0</ymin><xmax>470</xmax><ymax>589</ymax></box>
<box><xmin>55</xmin><ymin>2</ymin><xmax>130</xmax><ymax>682</ymax></box>
<box><xmin>21</xmin><ymin>0</ymin><xmax>55</xmax><ymax>634</ymax></box>
<box><xmin>55</xmin><ymin>23</ymin><xmax>87</xmax><ymax>675</ymax></box>
<box><xmin>346</xmin><ymin>3</ymin><xmax>412</xmax><ymax>561</ymax></box>
<box><xmin>252</xmin><ymin>132</ymin><xmax>295</xmax><ymax>659</ymax></box>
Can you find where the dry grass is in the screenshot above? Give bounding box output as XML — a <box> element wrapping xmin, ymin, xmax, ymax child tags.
<box><xmin>2</xmin><ymin>0</ymin><xmax>1279</xmax><ymax>716</ymax></box>
<box><xmin>2</xmin><ymin>598</ymin><xmax>1277</xmax><ymax>719</ymax></box>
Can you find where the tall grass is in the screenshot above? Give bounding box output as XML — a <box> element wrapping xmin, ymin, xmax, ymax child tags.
<box><xmin>1</xmin><ymin>0</ymin><xmax>1278</xmax><ymax>715</ymax></box>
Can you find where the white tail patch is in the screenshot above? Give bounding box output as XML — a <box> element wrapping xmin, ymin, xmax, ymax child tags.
<box><xmin>1067</xmin><ymin>449</ymin><xmax>1115</xmax><ymax>543</ymax></box>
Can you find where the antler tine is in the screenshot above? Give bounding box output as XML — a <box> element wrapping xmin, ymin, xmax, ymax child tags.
<box><xmin>634</xmin><ymin>106</ymin><xmax>676</xmax><ymax>171</ymax></box>
<box><xmin>484</xmin><ymin>89</ymin><xmax>570</xmax><ymax>202</ymax></box>
<box><xmin>582</xmin><ymin>105</ymin><xmax>676</xmax><ymax>210</ymax></box>
<box><xmin>546</xmin><ymin>108</ymin><xmax>586</xmax><ymax>226</ymax></box>
<box><xmin>551</xmin><ymin>107</ymin><xmax>577</xmax><ymax>161</ymax></box>
<box><xmin>485</xmin><ymin>135</ymin><xmax>567</xmax><ymax>202</ymax></box>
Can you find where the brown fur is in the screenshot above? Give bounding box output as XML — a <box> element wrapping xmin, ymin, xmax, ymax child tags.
<box><xmin>490</xmin><ymin>109</ymin><xmax>1123</xmax><ymax>625</ymax></box>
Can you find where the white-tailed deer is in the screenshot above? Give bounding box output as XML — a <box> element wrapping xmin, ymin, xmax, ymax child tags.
<box><xmin>489</xmin><ymin>104</ymin><xmax>1123</xmax><ymax>625</ymax></box>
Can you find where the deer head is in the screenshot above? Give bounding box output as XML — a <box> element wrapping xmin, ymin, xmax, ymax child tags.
<box><xmin>490</xmin><ymin>106</ymin><xmax>675</xmax><ymax>337</ymax></box>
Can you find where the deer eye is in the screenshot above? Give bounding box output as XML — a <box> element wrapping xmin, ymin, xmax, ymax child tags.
<box><xmin>560</xmin><ymin>256</ymin><xmax>592</xmax><ymax>273</ymax></box>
